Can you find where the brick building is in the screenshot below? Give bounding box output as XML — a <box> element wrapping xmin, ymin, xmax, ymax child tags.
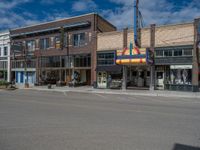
<box><xmin>10</xmin><ymin>13</ymin><xmax>116</xmax><ymax>86</ymax></box>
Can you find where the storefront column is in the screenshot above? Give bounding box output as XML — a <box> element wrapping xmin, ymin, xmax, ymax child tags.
<box><xmin>122</xmin><ymin>65</ymin><xmax>127</xmax><ymax>90</ymax></box>
<box><xmin>149</xmin><ymin>24</ymin><xmax>156</xmax><ymax>91</ymax></box>
<box><xmin>192</xmin><ymin>18</ymin><xmax>200</xmax><ymax>92</ymax></box>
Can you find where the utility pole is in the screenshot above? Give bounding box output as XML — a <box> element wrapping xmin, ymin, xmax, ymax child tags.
<box><xmin>23</xmin><ymin>41</ymin><xmax>29</xmax><ymax>88</ymax></box>
<box><xmin>122</xmin><ymin>28</ymin><xmax>128</xmax><ymax>90</ymax></box>
<box><xmin>150</xmin><ymin>24</ymin><xmax>156</xmax><ymax>91</ymax></box>
<box><xmin>192</xmin><ymin>18</ymin><xmax>200</xmax><ymax>92</ymax></box>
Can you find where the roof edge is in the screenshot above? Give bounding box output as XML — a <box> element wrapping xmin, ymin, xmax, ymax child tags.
<box><xmin>11</xmin><ymin>12</ymin><xmax>96</xmax><ymax>31</ymax></box>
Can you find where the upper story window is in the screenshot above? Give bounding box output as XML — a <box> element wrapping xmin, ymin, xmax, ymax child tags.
<box><xmin>73</xmin><ymin>33</ymin><xmax>86</xmax><ymax>47</ymax></box>
<box><xmin>183</xmin><ymin>49</ymin><xmax>193</xmax><ymax>56</ymax></box>
<box><xmin>155</xmin><ymin>46</ymin><xmax>193</xmax><ymax>58</ymax></box>
<box><xmin>174</xmin><ymin>49</ymin><xmax>182</xmax><ymax>56</ymax></box>
<box><xmin>4</xmin><ymin>47</ymin><xmax>7</xmax><ymax>56</ymax></box>
<box><xmin>26</xmin><ymin>40</ymin><xmax>35</xmax><ymax>51</ymax></box>
<box><xmin>164</xmin><ymin>50</ymin><xmax>172</xmax><ymax>57</ymax></box>
<box><xmin>40</xmin><ymin>38</ymin><xmax>49</xmax><ymax>50</ymax></box>
<box><xmin>97</xmin><ymin>52</ymin><xmax>115</xmax><ymax>66</ymax></box>
<box><xmin>155</xmin><ymin>50</ymin><xmax>163</xmax><ymax>57</ymax></box>
<box><xmin>55</xmin><ymin>37</ymin><xmax>61</xmax><ymax>49</ymax></box>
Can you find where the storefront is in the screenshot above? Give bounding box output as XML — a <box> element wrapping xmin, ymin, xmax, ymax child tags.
<box><xmin>39</xmin><ymin>54</ymin><xmax>91</xmax><ymax>85</ymax></box>
<box><xmin>115</xmin><ymin>46</ymin><xmax>153</xmax><ymax>89</ymax></box>
<box><xmin>155</xmin><ymin>45</ymin><xmax>193</xmax><ymax>91</ymax></box>
<box><xmin>126</xmin><ymin>66</ymin><xmax>150</xmax><ymax>88</ymax></box>
<box><xmin>96</xmin><ymin>51</ymin><xmax>122</xmax><ymax>89</ymax></box>
<box><xmin>11</xmin><ymin>59</ymin><xmax>36</xmax><ymax>86</ymax></box>
<box><xmin>0</xmin><ymin>61</ymin><xmax>8</xmax><ymax>81</ymax></box>
<box><xmin>14</xmin><ymin>69</ymin><xmax>36</xmax><ymax>85</ymax></box>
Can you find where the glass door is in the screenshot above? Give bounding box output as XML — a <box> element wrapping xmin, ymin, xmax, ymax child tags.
<box><xmin>97</xmin><ymin>72</ymin><xmax>107</xmax><ymax>88</ymax></box>
<box><xmin>156</xmin><ymin>71</ymin><xmax>164</xmax><ymax>89</ymax></box>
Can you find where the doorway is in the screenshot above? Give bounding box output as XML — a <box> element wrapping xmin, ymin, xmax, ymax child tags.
<box><xmin>156</xmin><ymin>71</ymin><xmax>164</xmax><ymax>89</ymax></box>
<box><xmin>97</xmin><ymin>72</ymin><xmax>107</xmax><ymax>88</ymax></box>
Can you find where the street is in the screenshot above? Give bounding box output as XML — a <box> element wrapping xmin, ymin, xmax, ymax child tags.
<box><xmin>0</xmin><ymin>89</ymin><xmax>200</xmax><ymax>150</ymax></box>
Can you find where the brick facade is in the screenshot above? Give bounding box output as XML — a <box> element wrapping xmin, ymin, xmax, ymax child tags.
<box><xmin>10</xmin><ymin>13</ymin><xmax>116</xmax><ymax>85</ymax></box>
<box><xmin>97</xmin><ymin>22</ymin><xmax>194</xmax><ymax>51</ymax></box>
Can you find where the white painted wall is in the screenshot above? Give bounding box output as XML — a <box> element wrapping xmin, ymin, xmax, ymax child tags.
<box><xmin>0</xmin><ymin>31</ymin><xmax>11</xmax><ymax>82</ymax></box>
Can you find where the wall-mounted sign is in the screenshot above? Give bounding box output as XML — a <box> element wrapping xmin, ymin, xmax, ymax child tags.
<box><xmin>116</xmin><ymin>47</ymin><xmax>147</xmax><ymax>65</ymax></box>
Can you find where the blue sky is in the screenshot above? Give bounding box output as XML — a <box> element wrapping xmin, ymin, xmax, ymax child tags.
<box><xmin>0</xmin><ymin>0</ymin><xmax>200</xmax><ymax>31</ymax></box>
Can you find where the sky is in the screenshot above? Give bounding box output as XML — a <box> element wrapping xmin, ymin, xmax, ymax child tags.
<box><xmin>0</xmin><ymin>0</ymin><xmax>200</xmax><ymax>31</ymax></box>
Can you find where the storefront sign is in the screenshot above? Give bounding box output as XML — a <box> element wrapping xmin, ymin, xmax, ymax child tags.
<box><xmin>116</xmin><ymin>47</ymin><xmax>147</xmax><ymax>65</ymax></box>
<box><xmin>170</xmin><ymin>65</ymin><xmax>192</xmax><ymax>69</ymax></box>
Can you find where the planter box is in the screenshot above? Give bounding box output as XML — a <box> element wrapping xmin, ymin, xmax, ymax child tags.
<box><xmin>0</xmin><ymin>85</ymin><xmax>7</xmax><ymax>89</ymax></box>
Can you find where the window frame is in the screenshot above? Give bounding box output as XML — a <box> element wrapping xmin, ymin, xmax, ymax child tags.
<box><xmin>73</xmin><ymin>33</ymin><xmax>86</xmax><ymax>47</ymax></box>
<box><xmin>40</xmin><ymin>38</ymin><xmax>50</xmax><ymax>50</ymax></box>
<box><xmin>97</xmin><ymin>52</ymin><xmax>115</xmax><ymax>66</ymax></box>
<box><xmin>3</xmin><ymin>47</ymin><xmax>8</xmax><ymax>56</ymax></box>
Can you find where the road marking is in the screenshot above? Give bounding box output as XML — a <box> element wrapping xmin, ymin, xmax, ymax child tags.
<box><xmin>63</xmin><ymin>91</ymin><xmax>68</xmax><ymax>96</ymax></box>
<box><xmin>94</xmin><ymin>93</ymin><xmax>107</xmax><ymax>99</ymax></box>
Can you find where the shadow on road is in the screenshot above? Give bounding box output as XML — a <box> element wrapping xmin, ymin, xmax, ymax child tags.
<box><xmin>173</xmin><ymin>143</ymin><xmax>200</xmax><ymax>150</ymax></box>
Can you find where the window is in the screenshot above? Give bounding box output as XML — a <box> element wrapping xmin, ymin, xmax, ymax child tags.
<box><xmin>26</xmin><ymin>40</ymin><xmax>35</xmax><ymax>51</ymax></box>
<box><xmin>97</xmin><ymin>52</ymin><xmax>115</xmax><ymax>66</ymax></box>
<box><xmin>0</xmin><ymin>47</ymin><xmax>1</xmax><ymax>56</ymax></box>
<box><xmin>174</xmin><ymin>49</ymin><xmax>182</xmax><ymax>56</ymax></box>
<box><xmin>74</xmin><ymin>54</ymin><xmax>91</xmax><ymax>67</ymax></box>
<box><xmin>55</xmin><ymin>37</ymin><xmax>61</xmax><ymax>49</ymax></box>
<box><xmin>73</xmin><ymin>33</ymin><xmax>86</xmax><ymax>47</ymax></box>
<box><xmin>12</xmin><ymin>60</ymin><xmax>35</xmax><ymax>68</ymax></box>
<box><xmin>4</xmin><ymin>47</ymin><xmax>7</xmax><ymax>56</ymax></box>
<box><xmin>183</xmin><ymin>49</ymin><xmax>192</xmax><ymax>56</ymax></box>
<box><xmin>40</xmin><ymin>38</ymin><xmax>49</xmax><ymax>50</ymax></box>
<box><xmin>155</xmin><ymin>50</ymin><xmax>163</xmax><ymax>57</ymax></box>
<box><xmin>164</xmin><ymin>50</ymin><xmax>172</xmax><ymax>57</ymax></box>
<box><xmin>170</xmin><ymin>69</ymin><xmax>192</xmax><ymax>85</ymax></box>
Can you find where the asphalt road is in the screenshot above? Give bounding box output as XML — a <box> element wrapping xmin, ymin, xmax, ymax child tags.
<box><xmin>0</xmin><ymin>89</ymin><xmax>200</xmax><ymax>150</ymax></box>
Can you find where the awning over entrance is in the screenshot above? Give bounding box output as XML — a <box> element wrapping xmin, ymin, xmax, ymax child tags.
<box><xmin>96</xmin><ymin>65</ymin><xmax>122</xmax><ymax>72</ymax></box>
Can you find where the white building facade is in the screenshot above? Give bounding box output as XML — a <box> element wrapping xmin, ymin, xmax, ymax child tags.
<box><xmin>0</xmin><ymin>31</ymin><xmax>11</xmax><ymax>82</ymax></box>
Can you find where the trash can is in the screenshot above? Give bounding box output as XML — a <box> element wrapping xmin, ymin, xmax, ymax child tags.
<box><xmin>47</xmin><ymin>84</ymin><xmax>52</xmax><ymax>89</ymax></box>
<box><xmin>93</xmin><ymin>81</ymin><xmax>97</xmax><ymax>89</ymax></box>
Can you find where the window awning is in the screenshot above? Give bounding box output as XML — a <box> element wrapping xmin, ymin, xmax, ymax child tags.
<box><xmin>11</xmin><ymin>21</ymin><xmax>91</xmax><ymax>37</ymax></box>
<box><xmin>96</xmin><ymin>65</ymin><xmax>122</xmax><ymax>72</ymax></box>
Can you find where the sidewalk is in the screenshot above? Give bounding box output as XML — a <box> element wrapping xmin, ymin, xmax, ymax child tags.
<box><xmin>25</xmin><ymin>85</ymin><xmax>200</xmax><ymax>99</ymax></box>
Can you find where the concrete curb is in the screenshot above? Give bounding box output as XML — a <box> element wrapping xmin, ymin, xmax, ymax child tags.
<box><xmin>25</xmin><ymin>87</ymin><xmax>200</xmax><ymax>99</ymax></box>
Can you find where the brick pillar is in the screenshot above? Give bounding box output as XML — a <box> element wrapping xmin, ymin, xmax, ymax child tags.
<box><xmin>192</xmin><ymin>18</ymin><xmax>200</xmax><ymax>92</ymax></box>
<box><xmin>90</xmin><ymin>31</ymin><xmax>97</xmax><ymax>86</ymax></box>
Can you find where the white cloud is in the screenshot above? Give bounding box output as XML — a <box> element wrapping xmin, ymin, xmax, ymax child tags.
<box><xmin>103</xmin><ymin>0</ymin><xmax>200</xmax><ymax>28</ymax></box>
<box><xmin>0</xmin><ymin>0</ymin><xmax>37</xmax><ymax>30</ymax></box>
<box><xmin>45</xmin><ymin>11</ymin><xmax>69</xmax><ymax>21</ymax></box>
<box><xmin>40</xmin><ymin>0</ymin><xmax>66</xmax><ymax>5</ymax></box>
<box><xmin>72</xmin><ymin>0</ymin><xmax>97</xmax><ymax>12</ymax></box>
<box><xmin>0</xmin><ymin>0</ymin><xmax>31</xmax><ymax>9</ymax></box>
<box><xmin>0</xmin><ymin>11</ymin><xmax>39</xmax><ymax>29</ymax></box>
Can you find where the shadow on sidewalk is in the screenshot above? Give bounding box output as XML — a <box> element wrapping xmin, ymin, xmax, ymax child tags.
<box><xmin>173</xmin><ymin>143</ymin><xmax>200</xmax><ymax>150</ymax></box>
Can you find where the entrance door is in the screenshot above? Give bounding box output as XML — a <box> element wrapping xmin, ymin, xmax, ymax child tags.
<box><xmin>156</xmin><ymin>71</ymin><xmax>164</xmax><ymax>89</ymax></box>
<box><xmin>97</xmin><ymin>72</ymin><xmax>107</xmax><ymax>88</ymax></box>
